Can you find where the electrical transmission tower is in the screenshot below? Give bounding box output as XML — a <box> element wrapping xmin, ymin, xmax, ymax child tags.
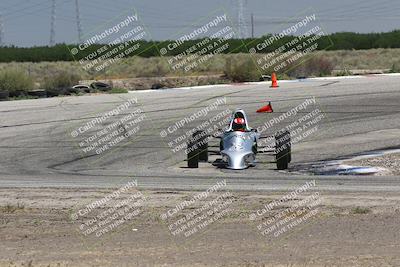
<box><xmin>75</xmin><ymin>0</ymin><xmax>83</xmax><ymax>43</ymax></box>
<box><xmin>237</xmin><ymin>0</ymin><xmax>248</xmax><ymax>38</ymax></box>
<box><xmin>50</xmin><ymin>0</ymin><xmax>56</xmax><ymax>46</ymax></box>
<box><xmin>0</xmin><ymin>12</ymin><xmax>4</xmax><ymax>46</ymax></box>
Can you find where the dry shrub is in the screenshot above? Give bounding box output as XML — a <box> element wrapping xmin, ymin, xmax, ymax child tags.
<box><xmin>224</xmin><ymin>54</ymin><xmax>260</xmax><ymax>82</ymax></box>
<box><xmin>0</xmin><ymin>69</ymin><xmax>34</xmax><ymax>93</ymax></box>
<box><xmin>43</xmin><ymin>71</ymin><xmax>81</xmax><ymax>89</ymax></box>
<box><xmin>390</xmin><ymin>62</ymin><xmax>400</xmax><ymax>73</ymax></box>
<box><xmin>288</xmin><ymin>56</ymin><xmax>334</xmax><ymax>77</ymax></box>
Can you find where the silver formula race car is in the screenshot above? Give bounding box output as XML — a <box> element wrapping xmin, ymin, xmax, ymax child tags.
<box><xmin>186</xmin><ymin>109</ymin><xmax>291</xmax><ymax>170</ymax></box>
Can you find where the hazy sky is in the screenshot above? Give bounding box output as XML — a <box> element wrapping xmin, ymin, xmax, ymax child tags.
<box><xmin>1</xmin><ymin>0</ymin><xmax>399</xmax><ymax>47</ymax></box>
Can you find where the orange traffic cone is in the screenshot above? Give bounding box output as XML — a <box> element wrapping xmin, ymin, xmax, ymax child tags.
<box><xmin>270</xmin><ymin>72</ymin><xmax>279</xmax><ymax>88</ymax></box>
<box><xmin>257</xmin><ymin>102</ymin><xmax>273</xmax><ymax>113</ymax></box>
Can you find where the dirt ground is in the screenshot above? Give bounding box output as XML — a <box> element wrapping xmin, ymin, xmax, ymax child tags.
<box><xmin>347</xmin><ymin>152</ymin><xmax>400</xmax><ymax>176</ymax></box>
<box><xmin>1</xmin><ymin>187</ymin><xmax>400</xmax><ymax>267</ymax></box>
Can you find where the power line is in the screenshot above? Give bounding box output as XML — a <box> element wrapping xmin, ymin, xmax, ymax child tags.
<box><xmin>2</xmin><ymin>0</ymin><xmax>54</xmax><ymax>18</ymax></box>
<box><xmin>249</xmin><ymin>0</ymin><xmax>399</xmax><ymax>25</ymax></box>
<box><xmin>75</xmin><ymin>0</ymin><xmax>83</xmax><ymax>43</ymax></box>
<box><xmin>250</xmin><ymin>1</ymin><xmax>400</xmax><ymax>27</ymax></box>
<box><xmin>316</xmin><ymin>0</ymin><xmax>394</xmax><ymax>17</ymax></box>
<box><xmin>50</xmin><ymin>0</ymin><xmax>56</xmax><ymax>46</ymax></box>
<box><xmin>0</xmin><ymin>12</ymin><xmax>4</xmax><ymax>46</ymax></box>
<box><xmin>3</xmin><ymin>0</ymin><xmax>70</xmax><ymax>22</ymax></box>
<box><xmin>237</xmin><ymin>0</ymin><xmax>248</xmax><ymax>38</ymax></box>
<box><xmin>251</xmin><ymin>13</ymin><xmax>254</xmax><ymax>38</ymax></box>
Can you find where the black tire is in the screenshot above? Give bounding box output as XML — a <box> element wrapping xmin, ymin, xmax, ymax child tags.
<box><xmin>276</xmin><ymin>153</ymin><xmax>289</xmax><ymax>170</ymax></box>
<box><xmin>9</xmin><ymin>90</ymin><xmax>25</xmax><ymax>98</ymax></box>
<box><xmin>252</xmin><ymin>142</ymin><xmax>258</xmax><ymax>154</ymax></box>
<box><xmin>66</xmin><ymin>87</ymin><xmax>79</xmax><ymax>95</ymax></box>
<box><xmin>0</xmin><ymin>90</ymin><xmax>9</xmax><ymax>100</ymax></box>
<box><xmin>90</xmin><ymin>82</ymin><xmax>111</xmax><ymax>91</ymax></box>
<box><xmin>287</xmin><ymin>134</ymin><xmax>292</xmax><ymax>163</ymax></box>
<box><xmin>187</xmin><ymin>140</ymin><xmax>199</xmax><ymax>168</ymax></box>
<box><xmin>27</xmin><ymin>90</ymin><xmax>47</xmax><ymax>98</ymax></box>
<box><xmin>275</xmin><ymin>130</ymin><xmax>291</xmax><ymax>170</ymax></box>
<box><xmin>45</xmin><ymin>88</ymin><xmax>69</xmax><ymax>97</ymax></box>
<box><xmin>193</xmin><ymin>130</ymin><xmax>208</xmax><ymax>162</ymax></box>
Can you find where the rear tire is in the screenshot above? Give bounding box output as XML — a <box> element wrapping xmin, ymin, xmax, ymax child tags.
<box><xmin>187</xmin><ymin>140</ymin><xmax>199</xmax><ymax>168</ymax></box>
<box><xmin>287</xmin><ymin>134</ymin><xmax>291</xmax><ymax>163</ymax></box>
<box><xmin>0</xmin><ymin>90</ymin><xmax>9</xmax><ymax>100</ymax></box>
<box><xmin>252</xmin><ymin>142</ymin><xmax>258</xmax><ymax>154</ymax></box>
<box><xmin>193</xmin><ymin>130</ymin><xmax>208</xmax><ymax>162</ymax></box>
<box><xmin>275</xmin><ymin>130</ymin><xmax>291</xmax><ymax>170</ymax></box>
<box><xmin>276</xmin><ymin>154</ymin><xmax>289</xmax><ymax>170</ymax></box>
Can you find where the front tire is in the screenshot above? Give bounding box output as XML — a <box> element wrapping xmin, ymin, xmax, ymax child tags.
<box><xmin>187</xmin><ymin>140</ymin><xmax>199</xmax><ymax>168</ymax></box>
<box><xmin>193</xmin><ymin>130</ymin><xmax>208</xmax><ymax>162</ymax></box>
<box><xmin>275</xmin><ymin>130</ymin><xmax>291</xmax><ymax>170</ymax></box>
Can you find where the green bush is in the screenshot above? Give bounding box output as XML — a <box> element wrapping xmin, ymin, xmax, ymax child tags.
<box><xmin>336</xmin><ymin>69</ymin><xmax>352</xmax><ymax>76</ymax></box>
<box><xmin>390</xmin><ymin>62</ymin><xmax>400</xmax><ymax>73</ymax></box>
<box><xmin>0</xmin><ymin>69</ymin><xmax>34</xmax><ymax>93</ymax></box>
<box><xmin>108</xmin><ymin>88</ymin><xmax>128</xmax><ymax>94</ymax></box>
<box><xmin>43</xmin><ymin>71</ymin><xmax>80</xmax><ymax>89</ymax></box>
<box><xmin>224</xmin><ymin>55</ymin><xmax>260</xmax><ymax>82</ymax></box>
<box><xmin>351</xmin><ymin>207</ymin><xmax>371</xmax><ymax>214</ymax></box>
<box><xmin>1</xmin><ymin>31</ymin><xmax>400</xmax><ymax>62</ymax></box>
<box><xmin>287</xmin><ymin>56</ymin><xmax>334</xmax><ymax>77</ymax></box>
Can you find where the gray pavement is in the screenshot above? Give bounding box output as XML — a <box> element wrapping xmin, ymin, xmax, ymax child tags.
<box><xmin>1</xmin><ymin>75</ymin><xmax>400</xmax><ymax>191</ymax></box>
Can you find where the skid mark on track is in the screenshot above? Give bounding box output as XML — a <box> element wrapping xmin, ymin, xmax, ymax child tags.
<box><xmin>320</xmin><ymin>81</ymin><xmax>340</xmax><ymax>87</ymax></box>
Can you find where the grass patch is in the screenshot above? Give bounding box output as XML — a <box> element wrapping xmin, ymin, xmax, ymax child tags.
<box><xmin>288</xmin><ymin>56</ymin><xmax>334</xmax><ymax>77</ymax></box>
<box><xmin>335</xmin><ymin>69</ymin><xmax>353</xmax><ymax>76</ymax></box>
<box><xmin>0</xmin><ymin>69</ymin><xmax>34</xmax><ymax>94</ymax></box>
<box><xmin>390</xmin><ymin>62</ymin><xmax>400</xmax><ymax>73</ymax></box>
<box><xmin>1</xmin><ymin>203</ymin><xmax>25</xmax><ymax>213</ymax></box>
<box><xmin>9</xmin><ymin>95</ymin><xmax>39</xmax><ymax>101</ymax></box>
<box><xmin>351</xmin><ymin>206</ymin><xmax>371</xmax><ymax>214</ymax></box>
<box><xmin>224</xmin><ymin>54</ymin><xmax>260</xmax><ymax>82</ymax></box>
<box><xmin>43</xmin><ymin>70</ymin><xmax>81</xmax><ymax>90</ymax></box>
<box><xmin>108</xmin><ymin>88</ymin><xmax>128</xmax><ymax>94</ymax></box>
<box><xmin>0</xmin><ymin>48</ymin><xmax>398</xmax><ymax>93</ymax></box>
<box><xmin>0</xmin><ymin>49</ymin><xmax>398</xmax><ymax>83</ymax></box>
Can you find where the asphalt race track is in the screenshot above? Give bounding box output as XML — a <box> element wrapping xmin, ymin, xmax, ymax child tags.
<box><xmin>1</xmin><ymin>75</ymin><xmax>400</xmax><ymax>192</ymax></box>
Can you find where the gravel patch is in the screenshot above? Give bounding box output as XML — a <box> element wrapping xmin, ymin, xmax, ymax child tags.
<box><xmin>347</xmin><ymin>152</ymin><xmax>400</xmax><ymax>175</ymax></box>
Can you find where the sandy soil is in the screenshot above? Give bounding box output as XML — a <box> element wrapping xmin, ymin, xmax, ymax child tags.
<box><xmin>347</xmin><ymin>152</ymin><xmax>400</xmax><ymax>175</ymax></box>
<box><xmin>1</xmin><ymin>188</ymin><xmax>400</xmax><ymax>267</ymax></box>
